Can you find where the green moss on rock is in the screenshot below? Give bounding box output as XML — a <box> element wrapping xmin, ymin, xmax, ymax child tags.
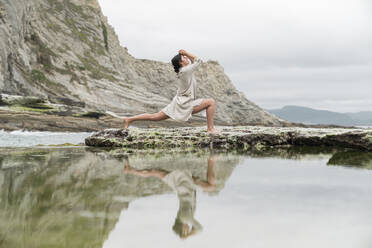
<box><xmin>77</xmin><ymin>53</ymin><xmax>118</xmax><ymax>81</ymax></box>
<box><xmin>30</xmin><ymin>69</ymin><xmax>66</xmax><ymax>92</ymax></box>
<box><xmin>10</xmin><ymin>105</ymin><xmax>53</xmax><ymax>114</ymax></box>
<box><xmin>66</xmin><ymin>0</ymin><xmax>91</xmax><ymax>19</ymax></box>
<box><xmin>31</xmin><ymin>69</ymin><xmax>47</xmax><ymax>82</ymax></box>
<box><xmin>101</xmin><ymin>22</ymin><xmax>109</xmax><ymax>51</ymax></box>
<box><xmin>46</xmin><ymin>0</ymin><xmax>64</xmax><ymax>12</ymax></box>
<box><xmin>84</xmin><ymin>126</ymin><xmax>372</xmax><ymax>151</ymax></box>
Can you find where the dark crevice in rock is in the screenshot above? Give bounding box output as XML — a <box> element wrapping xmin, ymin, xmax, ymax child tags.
<box><xmin>7</xmin><ymin>53</ymin><xmax>13</xmax><ymax>81</ymax></box>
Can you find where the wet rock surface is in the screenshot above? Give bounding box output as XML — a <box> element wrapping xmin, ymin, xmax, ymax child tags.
<box><xmin>85</xmin><ymin>126</ymin><xmax>372</xmax><ymax>151</ymax></box>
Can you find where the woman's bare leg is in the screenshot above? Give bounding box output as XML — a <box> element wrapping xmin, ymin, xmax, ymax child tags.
<box><xmin>192</xmin><ymin>98</ymin><xmax>218</xmax><ymax>134</ymax></box>
<box><xmin>123</xmin><ymin>111</ymin><xmax>169</xmax><ymax>128</ymax></box>
<box><xmin>124</xmin><ymin>164</ymin><xmax>168</xmax><ymax>179</ymax></box>
<box><xmin>192</xmin><ymin>154</ymin><xmax>217</xmax><ymax>192</ymax></box>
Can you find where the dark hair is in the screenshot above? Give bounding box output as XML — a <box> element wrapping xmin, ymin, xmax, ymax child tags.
<box><xmin>171</xmin><ymin>54</ymin><xmax>182</xmax><ymax>73</ymax></box>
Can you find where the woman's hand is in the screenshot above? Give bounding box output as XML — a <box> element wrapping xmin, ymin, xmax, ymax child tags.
<box><xmin>178</xmin><ymin>49</ymin><xmax>187</xmax><ymax>56</ymax></box>
<box><xmin>179</xmin><ymin>49</ymin><xmax>196</xmax><ymax>63</ymax></box>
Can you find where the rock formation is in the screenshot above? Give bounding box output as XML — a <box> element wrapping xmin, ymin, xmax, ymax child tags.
<box><xmin>85</xmin><ymin>126</ymin><xmax>372</xmax><ymax>151</ymax></box>
<box><xmin>0</xmin><ymin>0</ymin><xmax>285</xmax><ymax>128</ymax></box>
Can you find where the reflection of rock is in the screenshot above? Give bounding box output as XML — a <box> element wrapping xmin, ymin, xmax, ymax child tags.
<box><xmin>85</xmin><ymin>126</ymin><xmax>372</xmax><ymax>151</ymax></box>
<box><xmin>237</xmin><ymin>145</ymin><xmax>372</xmax><ymax>171</ymax></box>
<box><xmin>327</xmin><ymin>151</ymin><xmax>372</xmax><ymax>169</ymax></box>
<box><xmin>0</xmin><ymin>148</ymin><xmax>240</xmax><ymax>248</ymax></box>
<box><xmin>242</xmin><ymin>146</ymin><xmax>336</xmax><ymax>160</ymax></box>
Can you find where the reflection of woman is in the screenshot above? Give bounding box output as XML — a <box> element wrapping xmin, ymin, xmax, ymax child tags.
<box><xmin>124</xmin><ymin>155</ymin><xmax>217</xmax><ymax>239</ymax></box>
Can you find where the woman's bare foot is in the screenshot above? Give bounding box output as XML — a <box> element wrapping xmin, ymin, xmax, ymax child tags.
<box><xmin>123</xmin><ymin>117</ymin><xmax>131</xmax><ymax>128</ymax></box>
<box><xmin>207</xmin><ymin>128</ymin><xmax>219</xmax><ymax>134</ymax></box>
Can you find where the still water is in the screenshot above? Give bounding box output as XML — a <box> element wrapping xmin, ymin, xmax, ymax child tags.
<box><xmin>1</xmin><ymin>145</ymin><xmax>372</xmax><ymax>248</ymax></box>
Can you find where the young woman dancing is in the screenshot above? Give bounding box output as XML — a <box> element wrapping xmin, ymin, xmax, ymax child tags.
<box><xmin>122</xmin><ymin>49</ymin><xmax>219</xmax><ymax>134</ymax></box>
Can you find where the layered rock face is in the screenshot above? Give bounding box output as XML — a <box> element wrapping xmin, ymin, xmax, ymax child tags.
<box><xmin>0</xmin><ymin>0</ymin><xmax>285</xmax><ymax>126</ymax></box>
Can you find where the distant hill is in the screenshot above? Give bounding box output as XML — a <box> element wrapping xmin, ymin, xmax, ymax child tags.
<box><xmin>346</xmin><ymin>111</ymin><xmax>372</xmax><ymax>123</ymax></box>
<box><xmin>268</xmin><ymin>105</ymin><xmax>372</xmax><ymax>126</ymax></box>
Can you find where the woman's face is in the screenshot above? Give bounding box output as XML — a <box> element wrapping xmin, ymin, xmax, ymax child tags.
<box><xmin>180</xmin><ymin>55</ymin><xmax>189</xmax><ymax>67</ymax></box>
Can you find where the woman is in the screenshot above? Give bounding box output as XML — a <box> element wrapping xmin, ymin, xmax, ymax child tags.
<box><xmin>123</xmin><ymin>49</ymin><xmax>219</xmax><ymax>134</ymax></box>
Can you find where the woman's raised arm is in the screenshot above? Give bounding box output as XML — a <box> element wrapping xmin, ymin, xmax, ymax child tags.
<box><xmin>179</xmin><ymin>49</ymin><xmax>195</xmax><ymax>63</ymax></box>
<box><xmin>178</xmin><ymin>50</ymin><xmax>203</xmax><ymax>73</ymax></box>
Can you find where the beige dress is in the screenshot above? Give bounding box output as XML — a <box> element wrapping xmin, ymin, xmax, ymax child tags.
<box><xmin>161</xmin><ymin>57</ymin><xmax>204</xmax><ymax>122</ymax></box>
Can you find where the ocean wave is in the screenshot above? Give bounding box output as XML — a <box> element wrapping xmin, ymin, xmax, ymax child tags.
<box><xmin>0</xmin><ymin>129</ymin><xmax>93</xmax><ymax>147</ymax></box>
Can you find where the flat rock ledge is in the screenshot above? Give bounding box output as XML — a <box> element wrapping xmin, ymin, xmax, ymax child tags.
<box><xmin>84</xmin><ymin>126</ymin><xmax>372</xmax><ymax>151</ymax></box>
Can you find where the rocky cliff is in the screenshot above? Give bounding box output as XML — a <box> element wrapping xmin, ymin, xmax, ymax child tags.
<box><xmin>0</xmin><ymin>0</ymin><xmax>285</xmax><ymax>127</ymax></box>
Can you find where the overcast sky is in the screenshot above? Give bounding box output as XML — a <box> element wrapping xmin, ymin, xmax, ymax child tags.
<box><xmin>98</xmin><ymin>0</ymin><xmax>372</xmax><ymax>112</ymax></box>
